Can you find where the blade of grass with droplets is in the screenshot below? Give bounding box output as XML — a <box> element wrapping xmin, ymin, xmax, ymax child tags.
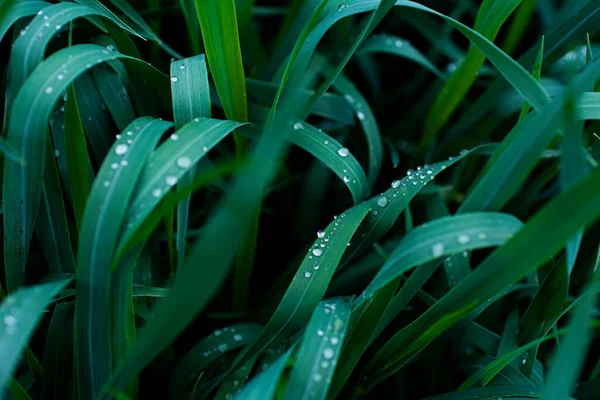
<box><xmin>72</xmin><ymin>0</ymin><xmax>141</xmax><ymax>37</ymax></box>
<box><xmin>91</xmin><ymin>65</ymin><xmax>136</xmax><ymax>131</ymax></box>
<box><xmin>64</xmin><ymin>85</ymin><xmax>90</xmax><ymax>230</ymax></box>
<box><xmin>312</xmin><ymin>53</ymin><xmax>382</xmax><ymax>186</ymax></box>
<box><xmin>356</xmin><ymin>34</ymin><xmax>444</xmax><ymax>79</ymax></box>
<box><xmin>3</xmin><ymin>44</ymin><xmax>167</xmax><ymax>292</ymax></box>
<box><xmin>363</xmin><ymin>165</ymin><xmax>600</xmax><ymax>386</ymax></box>
<box><xmin>169</xmin><ymin>55</ymin><xmax>211</xmax><ymax>274</ymax></box>
<box><xmin>0</xmin><ymin>0</ymin><xmax>47</xmax><ymax>44</ymax></box>
<box><xmin>115</xmin><ymin>118</ymin><xmax>245</xmax><ymax>258</ymax></box>
<box><xmin>288</xmin><ymin>121</ymin><xmax>369</xmax><ymax>203</ymax></box>
<box><xmin>284</xmin><ymin>297</ymin><xmax>352</xmax><ymax>400</ymax></box>
<box><xmin>170</xmin><ymin>323</ymin><xmax>262</xmax><ymax>397</ymax></box>
<box><xmin>74</xmin><ymin>72</ymin><xmax>112</xmax><ymax>164</ymax></box>
<box><xmin>35</xmin><ymin>138</ymin><xmax>76</xmax><ymax>274</ymax></box>
<box><xmin>75</xmin><ymin>117</ymin><xmax>172</xmax><ymax>399</ymax></box>
<box><xmin>41</xmin><ymin>302</ymin><xmax>74</xmax><ymax>400</ymax></box>
<box><xmin>0</xmin><ymin>278</ymin><xmax>71</xmax><ymax>393</ymax></box>
<box><xmin>235</xmin><ymin>346</ymin><xmax>296</xmax><ymax>400</ymax></box>
<box><xmin>358</xmin><ymin>212</ymin><xmax>523</xmax><ymax>304</ymax></box>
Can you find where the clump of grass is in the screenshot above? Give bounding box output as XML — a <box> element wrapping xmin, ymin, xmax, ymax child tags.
<box><xmin>1</xmin><ymin>0</ymin><xmax>600</xmax><ymax>399</ymax></box>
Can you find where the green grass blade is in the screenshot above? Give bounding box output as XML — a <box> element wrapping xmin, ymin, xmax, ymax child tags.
<box><xmin>287</xmin><ymin>121</ymin><xmax>369</xmax><ymax>203</ymax></box>
<box><xmin>72</xmin><ymin>0</ymin><xmax>142</xmax><ymax>38</ymax></box>
<box><xmin>170</xmin><ymin>323</ymin><xmax>262</xmax><ymax>397</ymax></box>
<box><xmin>169</xmin><ymin>55</ymin><xmax>211</xmax><ymax>273</ymax></box>
<box><xmin>179</xmin><ymin>0</ymin><xmax>202</xmax><ymax>54</ymax></box>
<box><xmin>364</xmin><ymin>164</ymin><xmax>600</xmax><ymax>386</ymax></box>
<box><xmin>35</xmin><ymin>138</ymin><xmax>76</xmax><ymax>274</ymax></box>
<box><xmin>518</xmin><ymin>37</ymin><xmax>544</xmax><ymax>121</ymax></box>
<box><xmin>41</xmin><ymin>302</ymin><xmax>74</xmax><ymax>400</ymax></box>
<box><xmin>423</xmin><ymin>386</ymin><xmax>540</xmax><ymax>400</ymax></box>
<box><xmin>0</xmin><ymin>278</ymin><xmax>71</xmax><ymax>393</ymax></box>
<box><xmin>284</xmin><ymin>297</ymin><xmax>352</xmax><ymax>399</ymax></box>
<box><xmin>358</xmin><ymin>212</ymin><xmax>523</xmax><ymax>304</ymax></box>
<box><xmin>235</xmin><ymin>345</ymin><xmax>296</xmax><ymax>400</ymax></box>
<box><xmin>195</xmin><ymin>0</ymin><xmax>247</xmax><ymax>123</ymax></box>
<box><xmin>0</xmin><ymin>0</ymin><xmax>47</xmax><ymax>44</ymax></box>
<box><xmin>357</xmin><ymin>33</ymin><xmax>444</xmax><ymax>79</ymax></box>
<box><xmin>64</xmin><ymin>86</ymin><xmax>90</xmax><ymax>230</ymax></box>
<box><xmin>91</xmin><ymin>64</ymin><xmax>136</xmax><ymax>131</ymax></box>
<box><xmin>3</xmin><ymin>44</ymin><xmax>167</xmax><ymax>292</ymax></box>
<box><xmin>502</xmin><ymin>0</ymin><xmax>537</xmax><ymax>55</ymax></box>
<box><xmin>75</xmin><ymin>117</ymin><xmax>172</xmax><ymax>399</ymax></box>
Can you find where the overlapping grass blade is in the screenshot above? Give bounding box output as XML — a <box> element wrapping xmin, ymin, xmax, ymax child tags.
<box><xmin>423</xmin><ymin>0</ymin><xmax>524</xmax><ymax>144</ymax></box>
<box><xmin>502</xmin><ymin>0</ymin><xmax>537</xmax><ymax>55</ymax></box>
<box><xmin>0</xmin><ymin>0</ymin><xmax>47</xmax><ymax>44</ymax></box>
<box><xmin>75</xmin><ymin>117</ymin><xmax>172</xmax><ymax>399</ymax></box>
<box><xmin>284</xmin><ymin>297</ymin><xmax>352</xmax><ymax>399</ymax></box>
<box><xmin>3</xmin><ymin>44</ymin><xmax>166</xmax><ymax>292</ymax></box>
<box><xmin>235</xmin><ymin>346</ymin><xmax>296</xmax><ymax>400</ymax></box>
<box><xmin>64</xmin><ymin>86</ymin><xmax>90</xmax><ymax>230</ymax></box>
<box><xmin>357</xmin><ymin>34</ymin><xmax>444</xmax><ymax>79</ymax></box>
<box><xmin>287</xmin><ymin>121</ymin><xmax>369</xmax><ymax>203</ymax></box>
<box><xmin>41</xmin><ymin>302</ymin><xmax>74</xmax><ymax>400</ymax></box>
<box><xmin>179</xmin><ymin>0</ymin><xmax>202</xmax><ymax>54</ymax></box>
<box><xmin>91</xmin><ymin>65</ymin><xmax>136</xmax><ymax>131</ymax></box>
<box><xmin>170</xmin><ymin>323</ymin><xmax>262</xmax><ymax>397</ymax></box>
<box><xmin>169</xmin><ymin>55</ymin><xmax>211</xmax><ymax>273</ymax></box>
<box><xmin>518</xmin><ymin>37</ymin><xmax>544</xmax><ymax>121</ymax></box>
<box><xmin>72</xmin><ymin>0</ymin><xmax>141</xmax><ymax>37</ymax></box>
<box><xmin>363</xmin><ymin>164</ymin><xmax>600</xmax><ymax>386</ymax></box>
<box><xmin>0</xmin><ymin>278</ymin><xmax>71</xmax><ymax>393</ymax></box>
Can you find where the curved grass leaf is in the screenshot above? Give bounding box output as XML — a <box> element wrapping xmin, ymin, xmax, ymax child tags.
<box><xmin>72</xmin><ymin>0</ymin><xmax>141</xmax><ymax>38</ymax></box>
<box><xmin>41</xmin><ymin>302</ymin><xmax>74</xmax><ymax>400</ymax></box>
<box><xmin>287</xmin><ymin>121</ymin><xmax>369</xmax><ymax>203</ymax></box>
<box><xmin>170</xmin><ymin>323</ymin><xmax>262</xmax><ymax>397</ymax></box>
<box><xmin>75</xmin><ymin>117</ymin><xmax>172</xmax><ymax>399</ymax></box>
<box><xmin>91</xmin><ymin>65</ymin><xmax>136</xmax><ymax>131</ymax></box>
<box><xmin>3</xmin><ymin>44</ymin><xmax>167</xmax><ymax>292</ymax></box>
<box><xmin>284</xmin><ymin>297</ymin><xmax>352</xmax><ymax>399</ymax></box>
<box><xmin>364</xmin><ymin>163</ymin><xmax>600</xmax><ymax>386</ymax></box>
<box><xmin>0</xmin><ymin>0</ymin><xmax>48</xmax><ymax>45</ymax></box>
<box><xmin>116</xmin><ymin>118</ymin><xmax>244</xmax><ymax>257</ymax></box>
<box><xmin>357</xmin><ymin>33</ymin><xmax>444</xmax><ymax>79</ymax></box>
<box><xmin>0</xmin><ymin>278</ymin><xmax>71</xmax><ymax>393</ymax></box>
<box><xmin>358</xmin><ymin>212</ymin><xmax>523</xmax><ymax>303</ymax></box>
<box><xmin>423</xmin><ymin>386</ymin><xmax>540</xmax><ymax>400</ymax></box>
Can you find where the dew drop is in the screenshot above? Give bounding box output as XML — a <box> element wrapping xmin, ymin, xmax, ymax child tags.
<box><xmin>293</xmin><ymin>122</ymin><xmax>304</xmax><ymax>130</ymax></box>
<box><xmin>391</xmin><ymin>180</ymin><xmax>401</xmax><ymax>188</ymax></box>
<box><xmin>126</xmin><ymin>130</ymin><xmax>133</xmax><ymax>136</ymax></box>
<box><xmin>432</xmin><ymin>242</ymin><xmax>444</xmax><ymax>257</ymax></box>
<box><xmin>20</xmin><ymin>29</ymin><xmax>26</xmax><ymax>36</ymax></box>
<box><xmin>321</xmin><ymin>361</ymin><xmax>330</xmax><ymax>369</ymax></box>
<box><xmin>323</xmin><ymin>348</ymin><xmax>334</xmax><ymax>359</ymax></box>
<box><xmin>45</xmin><ymin>87</ymin><xmax>54</xmax><ymax>94</ymax></box>
<box><xmin>305</xmin><ymin>271</ymin><xmax>312</xmax><ymax>278</ymax></box>
<box><xmin>54</xmin><ymin>149</ymin><xmax>60</xmax><ymax>157</ymax></box>
<box><xmin>376</xmin><ymin>195</ymin><xmax>388</xmax><ymax>207</ymax></box>
<box><xmin>343</xmin><ymin>175</ymin><xmax>351</xmax><ymax>183</ymax></box>
<box><xmin>120</xmin><ymin>160</ymin><xmax>129</xmax><ymax>166</ymax></box>
<box><xmin>317</xmin><ymin>329</ymin><xmax>325</xmax><ymax>336</ymax></box>
<box><xmin>395</xmin><ymin>40</ymin><xmax>403</xmax><ymax>47</ymax></box>
<box><xmin>103</xmin><ymin>180</ymin><xmax>110</xmax><ymax>188</ymax></box>
<box><xmin>165</xmin><ymin>176</ymin><xmax>177</xmax><ymax>186</ymax></box>
<box><xmin>115</xmin><ymin>144</ymin><xmax>128</xmax><ymax>155</ymax></box>
<box><xmin>357</xmin><ymin>111</ymin><xmax>366</xmax><ymax>121</ymax></box>
<box><xmin>233</xmin><ymin>334</ymin><xmax>243</xmax><ymax>341</ymax></box>
<box><xmin>218</xmin><ymin>343</ymin><xmax>229</xmax><ymax>352</ymax></box>
<box><xmin>177</xmin><ymin>156</ymin><xmax>192</xmax><ymax>168</ymax></box>
<box><xmin>457</xmin><ymin>234</ymin><xmax>470</xmax><ymax>244</ymax></box>
<box><xmin>338</xmin><ymin>4</ymin><xmax>346</xmax><ymax>11</ymax></box>
<box><xmin>152</xmin><ymin>188</ymin><xmax>162</xmax><ymax>198</ymax></box>
<box><xmin>170</xmin><ymin>133</ymin><xmax>179</xmax><ymax>141</ymax></box>
<box><xmin>330</xmin><ymin>337</ymin><xmax>339</xmax><ymax>345</ymax></box>
<box><xmin>4</xmin><ymin>315</ymin><xmax>17</xmax><ymax>326</ymax></box>
<box><xmin>313</xmin><ymin>373</ymin><xmax>323</xmax><ymax>382</ymax></box>
<box><xmin>111</xmin><ymin>162</ymin><xmax>119</xmax><ymax>170</ymax></box>
<box><xmin>338</xmin><ymin>147</ymin><xmax>349</xmax><ymax>157</ymax></box>
<box><xmin>180</xmin><ymin>64</ymin><xmax>186</xmax><ymax>69</ymax></box>
<box><xmin>170</xmin><ymin>76</ymin><xmax>178</xmax><ymax>82</ymax></box>
<box><xmin>57</xmin><ymin>74</ymin><xmax>64</xmax><ymax>80</ymax></box>
<box><xmin>214</xmin><ymin>329</ymin><xmax>223</xmax><ymax>336</ymax></box>
<box><xmin>312</xmin><ymin>248</ymin><xmax>323</xmax><ymax>257</ymax></box>
<box><xmin>55</xmin><ymin>25</ymin><xmax>61</xmax><ymax>30</ymax></box>
<box><xmin>478</xmin><ymin>233</ymin><xmax>487</xmax><ymax>240</ymax></box>
<box><xmin>317</xmin><ymin>230</ymin><xmax>325</xmax><ymax>239</ymax></box>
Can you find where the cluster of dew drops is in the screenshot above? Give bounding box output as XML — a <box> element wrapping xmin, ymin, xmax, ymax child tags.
<box><xmin>200</xmin><ymin>326</ymin><xmax>244</xmax><ymax>359</ymax></box>
<box><xmin>311</xmin><ymin>301</ymin><xmax>348</xmax><ymax>384</ymax></box>
<box><xmin>19</xmin><ymin>10</ymin><xmax>62</xmax><ymax>42</ymax></box>
<box><xmin>170</xmin><ymin>61</ymin><xmax>187</xmax><ymax>83</ymax></box>
<box><xmin>0</xmin><ymin>288</ymin><xmax>38</xmax><ymax>336</ymax></box>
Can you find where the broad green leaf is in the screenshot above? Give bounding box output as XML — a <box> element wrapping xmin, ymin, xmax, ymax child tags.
<box><xmin>284</xmin><ymin>297</ymin><xmax>352</xmax><ymax>399</ymax></box>
<box><xmin>364</xmin><ymin>163</ymin><xmax>600</xmax><ymax>386</ymax></box>
<box><xmin>0</xmin><ymin>278</ymin><xmax>71</xmax><ymax>393</ymax></box>
<box><xmin>64</xmin><ymin>86</ymin><xmax>90</xmax><ymax>230</ymax></box>
<box><xmin>3</xmin><ymin>44</ymin><xmax>167</xmax><ymax>292</ymax></box>
<box><xmin>72</xmin><ymin>0</ymin><xmax>141</xmax><ymax>38</ymax></box>
<box><xmin>358</xmin><ymin>212</ymin><xmax>523</xmax><ymax>303</ymax></box>
<box><xmin>235</xmin><ymin>346</ymin><xmax>296</xmax><ymax>400</ymax></box>
<box><xmin>75</xmin><ymin>117</ymin><xmax>172</xmax><ymax>399</ymax></box>
<box><xmin>0</xmin><ymin>0</ymin><xmax>47</xmax><ymax>45</ymax></box>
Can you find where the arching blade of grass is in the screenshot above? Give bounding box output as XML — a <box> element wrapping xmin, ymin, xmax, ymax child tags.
<box><xmin>358</xmin><ymin>213</ymin><xmax>523</xmax><ymax>304</ymax></box>
<box><xmin>423</xmin><ymin>386</ymin><xmax>541</xmax><ymax>400</ymax></box>
<box><xmin>284</xmin><ymin>297</ymin><xmax>353</xmax><ymax>399</ymax></box>
<box><xmin>75</xmin><ymin>117</ymin><xmax>172</xmax><ymax>399</ymax></box>
<box><xmin>91</xmin><ymin>65</ymin><xmax>136</xmax><ymax>131</ymax></box>
<box><xmin>64</xmin><ymin>86</ymin><xmax>90</xmax><ymax>230</ymax></box>
<box><xmin>312</xmin><ymin>53</ymin><xmax>382</xmax><ymax>186</ymax></box>
<box><xmin>235</xmin><ymin>346</ymin><xmax>297</xmax><ymax>400</ymax></box>
<box><xmin>363</xmin><ymin>164</ymin><xmax>600</xmax><ymax>387</ymax></box>
<box><xmin>3</xmin><ymin>44</ymin><xmax>167</xmax><ymax>292</ymax></box>
<box><xmin>518</xmin><ymin>37</ymin><xmax>544</xmax><ymax>121</ymax></box>
<box><xmin>169</xmin><ymin>323</ymin><xmax>262</xmax><ymax>397</ymax></box>
<box><xmin>0</xmin><ymin>278</ymin><xmax>71</xmax><ymax>394</ymax></box>
<box><xmin>0</xmin><ymin>0</ymin><xmax>47</xmax><ymax>45</ymax></box>
<box><xmin>115</xmin><ymin>118</ymin><xmax>245</xmax><ymax>257</ymax></box>
<box><xmin>72</xmin><ymin>0</ymin><xmax>142</xmax><ymax>37</ymax></box>
<box><xmin>423</xmin><ymin>0</ymin><xmax>524</xmax><ymax>145</ymax></box>
<box><xmin>288</xmin><ymin>121</ymin><xmax>369</xmax><ymax>203</ymax></box>
<box><xmin>357</xmin><ymin>33</ymin><xmax>444</xmax><ymax>79</ymax></box>
<box><xmin>169</xmin><ymin>55</ymin><xmax>211</xmax><ymax>274</ymax></box>
<box><xmin>35</xmin><ymin>130</ymin><xmax>76</xmax><ymax>274</ymax></box>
